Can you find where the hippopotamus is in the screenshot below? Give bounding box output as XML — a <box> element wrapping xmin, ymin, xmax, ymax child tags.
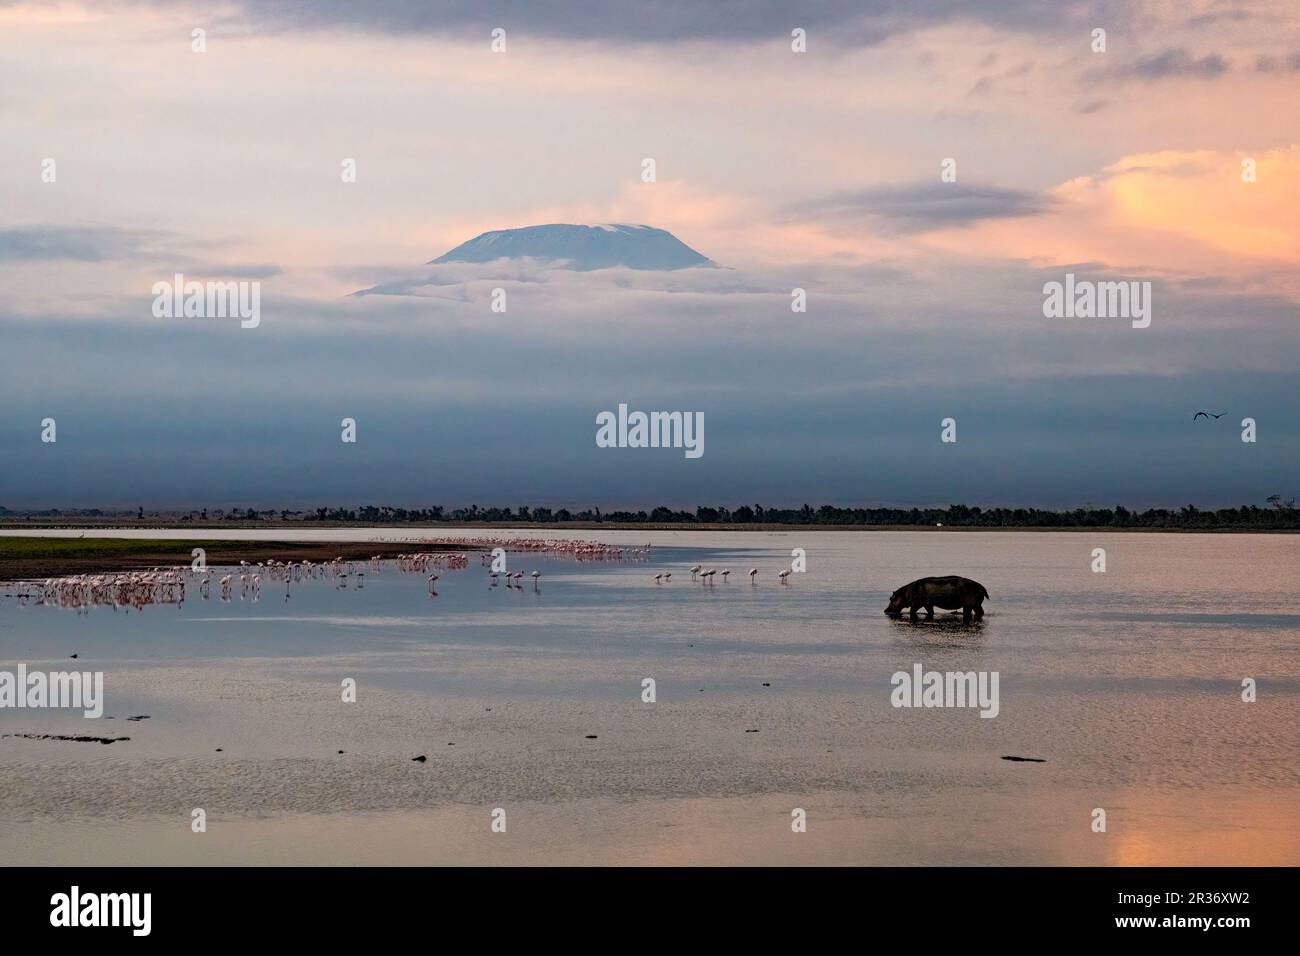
<box><xmin>885</xmin><ymin>576</ymin><xmax>989</xmax><ymax>624</ymax></box>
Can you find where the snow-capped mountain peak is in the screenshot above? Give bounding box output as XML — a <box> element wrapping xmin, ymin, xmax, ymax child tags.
<box><xmin>429</xmin><ymin>223</ymin><xmax>715</xmax><ymax>270</ymax></box>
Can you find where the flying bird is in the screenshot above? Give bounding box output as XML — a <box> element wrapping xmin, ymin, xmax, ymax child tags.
<box><xmin>1192</xmin><ymin>411</ymin><xmax>1225</xmax><ymax>421</ymax></box>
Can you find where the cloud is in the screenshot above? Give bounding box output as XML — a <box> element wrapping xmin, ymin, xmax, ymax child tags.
<box><xmin>182</xmin><ymin>263</ymin><xmax>284</xmax><ymax>280</ymax></box>
<box><xmin>3</xmin><ymin>252</ymin><xmax>1297</xmax><ymax>509</ymax></box>
<box><xmin>922</xmin><ymin>148</ymin><xmax>1300</xmax><ymax>296</ymax></box>
<box><xmin>351</xmin><ymin>257</ymin><xmax>774</xmax><ymax>299</ymax></box>
<box><xmin>1255</xmin><ymin>53</ymin><xmax>1300</xmax><ymax>71</ymax></box>
<box><xmin>784</xmin><ymin>183</ymin><xmax>1052</xmax><ymax>234</ymax></box>
<box><xmin>966</xmin><ymin>58</ymin><xmax>1034</xmax><ymax>96</ymax></box>
<box><xmin>43</xmin><ymin>0</ymin><xmax>1113</xmax><ymax>45</ymax></box>
<box><xmin>1123</xmin><ymin>48</ymin><xmax>1229</xmax><ymax>80</ymax></box>
<box><xmin>1185</xmin><ymin>10</ymin><xmax>1253</xmax><ymax>28</ymax></box>
<box><xmin>0</xmin><ymin>225</ymin><xmax>158</xmax><ymax>262</ymax></box>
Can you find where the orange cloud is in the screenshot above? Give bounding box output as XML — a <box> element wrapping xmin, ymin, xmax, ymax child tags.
<box><xmin>512</xmin><ymin>148</ymin><xmax>1300</xmax><ymax>282</ymax></box>
<box><xmin>926</xmin><ymin>147</ymin><xmax>1300</xmax><ymax>291</ymax></box>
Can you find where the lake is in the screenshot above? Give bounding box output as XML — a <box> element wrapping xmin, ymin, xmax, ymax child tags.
<box><xmin>1</xmin><ymin>529</ymin><xmax>1297</xmax><ymax>865</ymax></box>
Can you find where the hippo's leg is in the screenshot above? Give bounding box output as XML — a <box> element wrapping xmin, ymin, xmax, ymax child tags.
<box><xmin>909</xmin><ymin>605</ymin><xmax>919</xmax><ymax>621</ymax></box>
<box><xmin>925</xmin><ymin>604</ymin><xmax>935</xmax><ymax>619</ymax></box>
<box><xmin>973</xmin><ymin>603</ymin><xmax>984</xmax><ymax>620</ymax></box>
<box><xmin>963</xmin><ymin>606</ymin><xmax>973</xmax><ymax>625</ymax></box>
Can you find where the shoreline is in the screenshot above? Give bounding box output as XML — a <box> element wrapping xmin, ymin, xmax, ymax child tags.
<box><xmin>2</xmin><ymin>523</ymin><xmax>1294</xmax><ymax>580</ymax></box>
<box><xmin>2</xmin><ymin>521</ymin><xmax>1295</xmax><ymax>534</ymax></box>
<box><xmin>0</xmin><ymin>539</ymin><xmax>478</xmax><ymax>583</ymax></box>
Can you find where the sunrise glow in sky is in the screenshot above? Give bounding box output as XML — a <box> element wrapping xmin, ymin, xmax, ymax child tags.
<box><xmin>2</xmin><ymin>1</ymin><xmax>1297</xmax><ymax>508</ymax></box>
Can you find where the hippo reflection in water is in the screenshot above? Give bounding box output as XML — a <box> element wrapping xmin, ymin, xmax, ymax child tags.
<box><xmin>885</xmin><ymin>576</ymin><xmax>989</xmax><ymax>624</ymax></box>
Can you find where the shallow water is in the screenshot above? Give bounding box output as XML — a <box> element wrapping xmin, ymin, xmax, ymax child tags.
<box><xmin>1</xmin><ymin>529</ymin><xmax>1297</xmax><ymax>865</ymax></box>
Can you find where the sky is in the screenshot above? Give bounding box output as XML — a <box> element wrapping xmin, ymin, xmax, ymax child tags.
<box><xmin>1</xmin><ymin>0</ymin><xmax>1297</xmax><ymax>510</ymax></box>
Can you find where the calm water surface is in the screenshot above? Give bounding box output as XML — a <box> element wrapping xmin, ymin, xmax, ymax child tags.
<box><xmin>1</xmin><ymin>530</ymin><xmax>1296</xmax><ymax>865</ymax></box>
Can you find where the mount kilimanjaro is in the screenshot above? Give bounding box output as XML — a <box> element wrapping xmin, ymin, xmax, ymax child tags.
<box><xmin>430</xmin><ymin>223</ymin><xmax>715</xmax><ymax>271</ymax></box>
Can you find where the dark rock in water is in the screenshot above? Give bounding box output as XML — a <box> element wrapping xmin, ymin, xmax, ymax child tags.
<box><xmin>70</xmin><ymin>654</ymin><xmax>78</xmax><ymax>659</ymax></box>
<box><xmin>744</xmin><ymin>729</ymin><xmax>759</xmax><ymax>733</ymax></box>
<box><xmin>762</xmin><ymin>682</ymin><xmax>771</xmax><ymax>687</ymax></box>
<box><xmin>126</xmin><ymin>715</ymin><xmax>150</xmax><ymax>722</ymax></box>
<box><xmin>338</xmin><ymin>750</ymin><xmax>345</xmax><ymax>754</ymax></box>
<box><xmin>412</xmin><ymin>755</ymin><xmax>427</xmax><ymax>762</ymax></box>
<box><xmin>585</xmin><ymin>735</ymin><xmax>598</xmax><ymax>739</ymax></box>
<box><xmin>215</xmin><ymin>748</ymin><xmax>223</xmax><ymax>752</ymax></box>
<box><xmin>1001</xmin><ymin>755</ymin><xmax>1046</xmax><ymax>762</ymax></box>
<box><xmin>2</xmin><ymin>733</ymin><xmax>128</xmax><ymax>745</ymax></box>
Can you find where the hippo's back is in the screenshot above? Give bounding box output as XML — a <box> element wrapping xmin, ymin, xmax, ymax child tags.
<box><xmin>910</xmin><ymin>575</ymin><xmax>989</xmax><ymax>602</ymax></box>
<box><xmin>914</xmin><ymin>575</ymin><xmax>967</xmax><ymax>588</ymax></box>
<box><xmin>910</xmin><ymin>575</ymin><xmax>971</xmax><ymax>593</ymax></box>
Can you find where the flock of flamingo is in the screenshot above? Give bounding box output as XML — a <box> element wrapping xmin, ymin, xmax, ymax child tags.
<box><xmin>463</xmin><ymin>537</ymin><xmax>647</xmax><ymax>561</ymax></box>
<box><xmin>7</xmin><ymin>537</ymin><xmax>650</xmax><ymax>611</ymax></box>
<box><xmin>6</xmin><ymin>536</ymin><xmax>795</xmax><ymax>612</ymax></box>
<box><xmin>656</xmin><ymin>565</ymin><xmax>793</xmax><ymax>585</ymax></box>
<box><xmin>18</xmin><ymin>568</ymin><xmax>191</xmax><ymax>611</ymax></box>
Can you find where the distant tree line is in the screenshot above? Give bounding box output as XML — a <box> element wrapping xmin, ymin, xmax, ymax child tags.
<box><xmin>4</xmin><ymin>503</ymin><xmax>1298</xmax><ymax>529</ymax></box>
<box><xmin>296</xmin><ymin>503</ymin><xmax>1299</xmax><ymax>528</ymax></box>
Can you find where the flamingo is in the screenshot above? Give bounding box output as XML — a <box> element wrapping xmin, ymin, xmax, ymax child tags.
<box><xmin>721</xmin><ymin>570</ymin><xmax>730</xmax><ymax>581</ymax></box>
<box><xmin>689</xmin><ymin>565</ymin><xmax>702</xmax><ymax>578</ymax></box>
<box><xmin>779</xmin><ymin>569</ymin><xmax>791</xmax><ymax>583</ymax></box>
<box><xmin>748</xmin><ymin>568</ymin><xmax>758</xmax><ymax>582</ymax></box>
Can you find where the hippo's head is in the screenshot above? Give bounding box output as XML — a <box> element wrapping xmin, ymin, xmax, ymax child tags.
<box><xmin>884</xmin><ymin>588</ymin><xmax>905</xmax><ymax>616</ymax></box>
